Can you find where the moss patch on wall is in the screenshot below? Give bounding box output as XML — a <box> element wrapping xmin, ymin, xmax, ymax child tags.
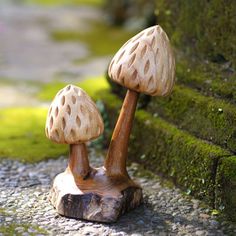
<box><xmin>131</xmin><ymin>111</ymin><xmax>231</xmax><ymax>205</ymax></box>
<box><xmin>0</xmin><ymin>107</ymin><xmax>67</xmax><ymax>163</ymax></box>
<box><xmin>216</xmin><ymin>156</ymin><xmax>236</xmax><ymax>221</ymax></box>
<box><xmin>176</xmin><ymin>60</ymin><xmax>236</xmax><ymax>104</ymax></box>
<box><xmin>51</xmin><ymin>20</ymin><xmax>136</xmax><ymax>57</ymax></box>
<box><xmin>147</xmin><ymin>85</ymin><xmax>236</xmax><ymax>153</ymax></box>
<box><xmin>98</xmin><ymin>91</ymin><xmax>230</xmax><ymax>204</ymax></box>
<box><xmin>98</xmin><ymin>89</ymin><xmax>236</xmax><ymax>219</ymax></box>
<box><xmin>156</xmin><ymin>0</ymin><xmax>236</xmax><ymax>67</ymax></box>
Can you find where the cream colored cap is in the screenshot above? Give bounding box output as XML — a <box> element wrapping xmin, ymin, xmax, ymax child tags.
<box><xmin>45</xmin><ymin>85</ymin><xmax>104</xmax><ymax>144</ymax></box>
<box><xmin>108</xmin><ymin>25</ymin><xmax>175</xmax><ymax>96</ymax></box>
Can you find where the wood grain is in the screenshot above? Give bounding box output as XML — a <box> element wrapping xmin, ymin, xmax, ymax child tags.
<box><xmin>45</xmin><ymin>84</ymin><xmax>104</xmax><ymax>144</ymax></box>
<box><xmin>50</xmin><ymin>168</ymin><xmax>143</xmax><ymax>222</ymax></box>
<box><xmin>108</xmin><ymin>25</ymin><xmax>175</xmax><ymax>96</ymax></box>
<box><xmin>68</xmin><ymin>143</ymin><xmax>90</xmax><ymax>180</ymax></box>
<box><xmin>105</xmin><ymin>89</ymin><xmax>139</xmax><ymax>177</ymax></box>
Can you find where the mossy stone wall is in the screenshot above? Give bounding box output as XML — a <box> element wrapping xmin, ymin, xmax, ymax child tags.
<box><xmin>156</xmin><ymin>0</ymin><xmax>236</xmax><ymax>67</ymax></box>
<box><xmin>147</xmin><ymin>85</ymin><xmax>236</xmax><ymax>153</ymax></box>
<box><xmin>216</xmin><ymin>156</ymin><xmax>236</xmax><ymax>221</ymax></box>
<box><xmin>152</xmin><ymin>5</ymin><xmax>236</xmax><ymax>220</ymax></box>
<box><xmin>97</xmin><ymin>90</ymin><xmax>236</xmax><ymax>221</ymax></box>
<box><xmin>130</xmin><ymin>110</ymin><xmax>230</xmax><ymax>205</ymax></box>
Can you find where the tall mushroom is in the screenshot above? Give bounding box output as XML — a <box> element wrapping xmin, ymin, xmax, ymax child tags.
<box><xmin>45</xmin><ymin>84</ymin><xmax>104</xmax><ymax>180</ymax></box>
<box><xmin>106</xmin><ymin>25</ymin><xmax>175</xmax><ymax>177</ymax></box>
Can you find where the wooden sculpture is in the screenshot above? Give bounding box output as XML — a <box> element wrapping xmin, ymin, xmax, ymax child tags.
<box><xmin>45</xmin><ymin>85</ymin><xmax>104</xmax><ymax>180</ymax></box>
<box><xmin>46</xmin><ymin>25</ymin><xmax>175</xmax><ymax>223</ymax></box>
<box><xmin>46</xmin><ymin>85</ymin><xmax>142</xmax><ymax>222</ymax></box>
<box><xmin>106</xmin><ymin>25</ymin><xmax>175</xmax><ymax>177</ymax></box>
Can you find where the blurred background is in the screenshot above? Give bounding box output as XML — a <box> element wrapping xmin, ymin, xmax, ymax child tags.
<box><xmin>0</xmin><ymin>0</ymin><xmax>236</xmax><ymax>222</ymax></box>
<box><xmin>0</xmin><ymin>0</ymin><xmax>156</xmax><ymax>161</ymax></box>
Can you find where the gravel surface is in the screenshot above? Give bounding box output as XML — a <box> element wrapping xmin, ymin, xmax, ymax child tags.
<box><xmin>0</xmin><ymin>149</ymin><xmax>236</xmax><ymax>236</ymax></box>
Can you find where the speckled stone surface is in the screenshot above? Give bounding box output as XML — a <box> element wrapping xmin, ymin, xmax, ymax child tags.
<box><xmin>1</xmin><ymin>149</ymin><xmax>236</xmax><ymax>235</ymax></box>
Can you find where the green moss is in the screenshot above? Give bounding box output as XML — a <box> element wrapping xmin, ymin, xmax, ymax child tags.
<box><xmin>37</xmin><ymin>81</ymin><xmax>67</xmax><ymax>101</ymax></box>
<box><xmin>51</xmin><ymin>20</ymin><xmax>136</xmax><ymax>57</ymax></box>
<box><xmin>130</xmin><ymin>162</ymin><xmax>175</xmax><ymax>189</ymax></box>
<box><xmin>98</xmin><ymin>90</ymin><xmax>231</xmax><ymax>204</ymax></box>
<box><xmin>130</xmin><ymin>110</ymin><xmax>230</xmax><ymax>204</ymax></box>
<box><xmin>176</xmin><ymin>60</ymin><xmax>236</xmax><ymax>103</ymax></box>
<box><xmin>0</xmin><ymin>223</ymin><xmax>47</xmax><ymax>235</ymax></box>
<box><xmin>99</xmin><ymin>88</ymin><xmax>236</xmax><ymax>220</ymax></box>
<box><xmin>216</xmin><ymin>156</ymin><xmax>236</xmax><ymax>221</ymax></box>
<box><xmin>148</xmin><ymin>85</ymin><xmax>236</xmax><ymax>153</ymax></box>
<box><xmin>24</xmin><ymin>0</ymin><xmax>104</xmax><ymax>6</ymax></box>
<box><xmin>0</xmin><ymin>108</ymin><xmax>67</xmax><ymax>163</ymax></box>
<box><xmin>0</xmin><ymin>77</ymin><xmax>112</xmax><ymax>163</ymax></box>
<box><xmin>38</xmin><ymin>76</ymin><xmax>110</xmax><ymax>101</ymax></box>
<box><xmin>156</xmin><ymin>0</ymin><xmax>236</xmax><ymax>67</ymax></box>
<box><xmin>0</xmin><ymin>208</ymin><xmax>7</xmax><ymax>216</ymax></box>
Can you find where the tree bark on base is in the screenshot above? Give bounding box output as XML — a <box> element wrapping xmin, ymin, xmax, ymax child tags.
<box><xmin>49</xmin><ymin>168</ymin><xmax>143</xmax><ymax>223</ymax></box>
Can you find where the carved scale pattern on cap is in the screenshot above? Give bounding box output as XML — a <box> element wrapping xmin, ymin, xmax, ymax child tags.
<box><xmin>108</xmin><ymin>25</ymin><xmax>175</xmax><ymax>96</ymax></box>
<box><xmin>45</xmin><ymin>85</ymin><xmax>104</xmax><ymax>144</ymax></box>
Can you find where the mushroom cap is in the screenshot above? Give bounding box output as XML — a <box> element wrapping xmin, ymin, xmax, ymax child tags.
<box><xmin>108</xmin><ymin>25</ymin><xmax>175</xmax><ymax>96</ymax></box>
<box><xmin>45</xmin><ymin>84</ymin><xmax>104</xmax><ymax>144</ymax></box>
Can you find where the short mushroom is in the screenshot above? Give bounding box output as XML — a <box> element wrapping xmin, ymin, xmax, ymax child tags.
<box><xmin>45</xmin><ymin>84</ymin><xmax>104</xmax><ymax>180</ymax></box>
<box><xmin>105</xmin><ymin>25</ymin><xmax>175</xmax><ymax>177</ymax></box>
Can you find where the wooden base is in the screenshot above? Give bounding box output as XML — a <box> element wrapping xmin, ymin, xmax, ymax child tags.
<box><xmin>49</xmin><ymin>168</ymin><xmax>143</xmax><ymax>222</ymax></box>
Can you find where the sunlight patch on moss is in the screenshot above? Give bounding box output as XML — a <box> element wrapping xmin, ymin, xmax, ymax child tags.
<box><xmin>0</xmin><ymin>108</ymin><xmax>67</xmax><ymax>163</ymax></box>
<box><xmin>0</xmin><ymin>76</ymin><xmax>110</xmax><ymax>163</ymax></box>
<box><xmin>176</xmin><ymin>60</ymin><xmax>236</xmax><ymax>104</ymax></box>
<box><xmin>38</xmin><ymin>76</ymin><xmax>110</xmax><ymax>101</ymax></box>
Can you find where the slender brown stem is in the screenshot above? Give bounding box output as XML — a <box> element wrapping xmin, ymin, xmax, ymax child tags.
<box><xmin>105</xmin><ymin>89</ymin><xmax>139</xmax><ymax>177</ymax></box>
<box><xmin>68</xmin><ymin>143</ymin><xmax>90</xmax><ymax>180</ymax></box>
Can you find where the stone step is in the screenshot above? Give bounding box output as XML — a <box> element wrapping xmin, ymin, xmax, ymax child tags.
<box><xmin>147</xmin><ymin>84</ymin><xmax>236</xmax><ymax>153</ymax></box>
<box><xmin>176</xmin><ymin>60</ymin><xmax>236</xmax><ymax>104</ymax></box>
<box><xmin>97</xmin><ymin>89</ymin><xmax>236</xmax><ymax>222</ymax></box>
<box><xmin>130</xmin><ymin>110</ymin><xmax>229</xmax><ymax>205</ymax></box>
<box><xmin>216</xmin><ymin>156</ymin><xmax>236</xmax><ymax>221</ymax></box>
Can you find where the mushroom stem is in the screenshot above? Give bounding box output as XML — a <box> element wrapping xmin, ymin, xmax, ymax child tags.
<box><xmin>105</xmin><ymin>89</ymin><xmax>139</xmax><ymax>177</ymax></box>
<box><xmin>68</xmin><ymin>143</ymin><xmax>90</xmax><ymax>180</ymax></box>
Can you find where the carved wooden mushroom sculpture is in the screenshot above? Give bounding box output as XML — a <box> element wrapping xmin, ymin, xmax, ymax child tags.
<box><xmin>45</xmin><ymin>25</ymin><xmax>175</xmax><ymax>223</ymax></box>
<box><xmin>106</xmin><ymin>25</ymin><xmax>175</xmax><ymax>177</ymax></box>
<box><xmin>46</xmin><ymin>84</ymin><xmax>142</xmax><ymax>222</ymax></box>
<box><xmin>45</xmin><ymin>84</ymin><xmax>103</xmax><ymax>181</ymax></box>
<box><xmin>46</xmin><ymin>84</ymin><xmax>112</xmax><ymax>220</ymax></box>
